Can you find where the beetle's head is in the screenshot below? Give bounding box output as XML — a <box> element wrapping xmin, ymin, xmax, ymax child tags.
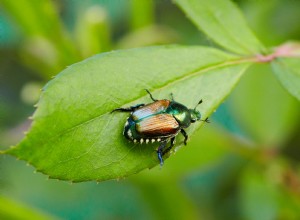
<box><xmin>189</xmin><ymin>109</ymin><xmax>201</xmax><ymax>123</ymax></box>
<box><xmin>189</xmin><ymin>99</ymin><xmax>203</xmax><ymax>123</ymax></box>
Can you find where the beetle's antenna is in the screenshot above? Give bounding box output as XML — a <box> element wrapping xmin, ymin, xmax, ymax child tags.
<box><xmin>194</xmin><ymin>99</ymin><xmax>203</xmax><ymax>110</ymax></box>
<box><xmin>170</xmin><ymin>93</ymin><xmax>174</xmax><ymax>101</ymax></box>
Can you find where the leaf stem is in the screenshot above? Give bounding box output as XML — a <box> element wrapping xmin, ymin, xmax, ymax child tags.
<box><xmin>254</xmin><ymin>42</ymin><xmax>300</xmax><ymax>63</ymax></box>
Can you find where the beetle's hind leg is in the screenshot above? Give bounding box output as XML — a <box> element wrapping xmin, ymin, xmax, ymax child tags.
<box><xmin>181</xmin><ymin>129</ymin><xmax>188</xmax><ymax>145</ymax></box>
<box><xmin>145</xmin><ymin>89</ymin><xmax>157</xmax><ymax>102</ymax></box>
<box><xmin>156</xmin><ymin>140</ymin><xmax>167</xmax><ymax>166</ymax></box>
<box><xmin>162</xmin><ymin>137</ymin><xmax>175</xmax><ymax>156</ymax></box>
<box><xmin>111</xmin><ymin>104</ymin><xmax>144</xmax><ymax>113</ymax></box>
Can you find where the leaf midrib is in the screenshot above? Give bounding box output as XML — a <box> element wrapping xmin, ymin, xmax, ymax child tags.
<box><xmin>48</xmin><ymin>62</ymin><xmax>252</xmax><ymax>182</ymax></box>
<box><xmin>11</xmin><ymin>56</ymin><xmax>252</xmax><ymax>153</ymax></box>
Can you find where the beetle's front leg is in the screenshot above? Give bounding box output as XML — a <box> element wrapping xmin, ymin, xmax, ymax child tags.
<box><xmin>202</xmin><ymin>117</ymin><xmax>210</xmax><ymax>123</ymax></box>
<box><xmin>157</xmin><ymin>141</ymin><xmax>167</xmax><ymax>166</ymax></box>
<box><xmin>181</xmin><ymin>129</ymin><xmax>188</xmax><ymax>145</ymax></box>
<box><xmin>111</xmin><ymin>104</ymin><xmax>145</xmax><ymax>113</ymax></box>
<box><xmin>162</xmin><ymin>137</ymin><xmax>175</xmax><ymax>156</ymax></box>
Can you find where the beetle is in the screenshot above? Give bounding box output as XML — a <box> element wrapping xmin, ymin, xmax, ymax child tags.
<box><xmin>111</xmin><ymin>89</ymin><xmax>209</xmax><ymax>165</ymax></box>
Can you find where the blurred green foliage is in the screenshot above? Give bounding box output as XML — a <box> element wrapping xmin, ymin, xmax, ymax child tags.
<box><xmin>0</xmin><ymin>195</ymin><xmax>56</xmax><ymax>220</ymax></box>
<box><xmin>0</xmin><ymin>0</ymin><xmax>300</xmax><ymax>219</ymax></box>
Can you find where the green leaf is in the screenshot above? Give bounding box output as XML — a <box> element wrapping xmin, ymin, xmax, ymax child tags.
<box><xmin>0</xmin><ymin>195</ymin><xmax>56</xmax><ymax>220</ymax></box>
<box><xmin>174</xmin><ymin>0</ymin><xmax>265</xmax><ymax>55</ymax></box>
<box><xmin>5</xmin><ymin>46</ymin><xmax>251</xmax><ymax>182</ymax></box>
<box><xmin>272</xmin><ymin>58</ymin><xmax>300</xmax><ymax>101</ymax></box>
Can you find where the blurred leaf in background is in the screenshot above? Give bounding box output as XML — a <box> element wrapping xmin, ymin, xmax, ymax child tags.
<box><xmin>1</xmin><ymin>0</ymin><xmax>80</xmax><ymax>79</ymax></box>
<box><xmin>0</xmin><ymin>195</ymin><xmax>56</xmax><ymax>220</ymax></box>
<box><xmin>229</xmin><ymin>64</ymin><xmax>300</xmax><ymax>147</ymax></box>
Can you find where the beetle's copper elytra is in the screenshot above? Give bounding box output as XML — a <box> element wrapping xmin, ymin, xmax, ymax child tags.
<box><xmin>111</xmin><ymin>89</ymin><xmax>209</xmax><ymax>165</ymax></box>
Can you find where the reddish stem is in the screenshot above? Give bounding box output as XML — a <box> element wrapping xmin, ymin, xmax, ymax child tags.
<box><xmin>255</xmin><ymin>42</ymin><xmax>300</xmax><ymax>63</ymax></box>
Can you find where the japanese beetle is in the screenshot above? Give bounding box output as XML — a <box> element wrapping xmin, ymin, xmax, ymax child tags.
<box><xmin>111</xmin><ymin>89</ymin><xmax>209</xmax><ymax>165</ymax></box>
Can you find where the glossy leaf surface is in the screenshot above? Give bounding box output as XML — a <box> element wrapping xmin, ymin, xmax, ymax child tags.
<box><xmin>6</xmin><ymin>46</ymin><xmax>250</xmax><ymax>182</ymax></box>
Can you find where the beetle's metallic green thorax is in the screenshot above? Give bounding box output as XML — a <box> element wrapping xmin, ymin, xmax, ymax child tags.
<box><xmin>166</xmin><ymin>101</ymin><xmax>191</xmax><ymax>128</ymax></box>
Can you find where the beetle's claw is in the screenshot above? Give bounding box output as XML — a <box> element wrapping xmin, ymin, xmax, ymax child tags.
<box><xmin>159</xmin><ymin>159</ymin><xmax>164</xmax><ymax>166</ymax></box>
<box><xmin>157</xmin><ymin>150</ymin><xmax>164</xmax><ymax>166</ymax></box>
<box><xmin>201</xmin><ymin>117</ymin><xmax>210</xmax><ymax>123</ymax></box>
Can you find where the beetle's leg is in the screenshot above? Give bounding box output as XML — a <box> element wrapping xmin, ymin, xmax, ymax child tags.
<box><xmin>145</xmin><ymin>89</ymin><xmax>157</xmax><ymax>102</ymax></box>
<box><xmin>157</xmin><ymin>141</ymin><xmax>167</xmax><ymax>166</ymax></box>
<box><xmin>111</xmin><ymin>104</ymin><xmax>145</xmax><ymax>113</ymax></box>
<box><xmin>181</xmin><ymin>129</ymin><xmax>188</xmax><ymax>145</ymax></box>
<box><xmin>162</xmin><ymin>137</ymin><xmax>175</xmax><ymax>156</ymax></box>
<box><xmin>169</xmin><ymin>93</ymin><xmax>174</xmax><ymax>101</ymax></box>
